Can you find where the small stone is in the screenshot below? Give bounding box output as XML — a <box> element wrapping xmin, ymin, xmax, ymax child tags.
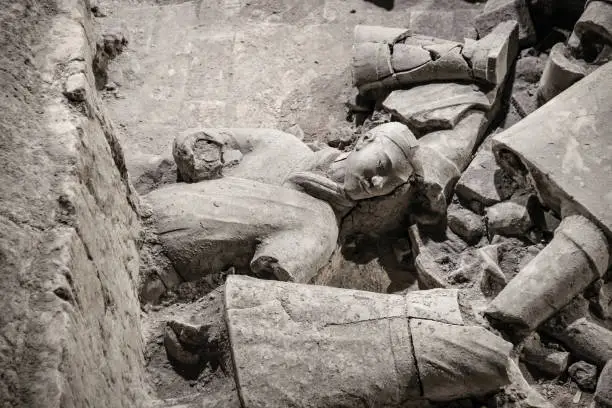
<box><xmin>515</xmin><ymin>55</ymin><xmax>546</xmax><ymax>84</ymax></box>
<box><xmin>520</xmin><ymin>333</ymin><xmax>569</xmax><ymax>377</ymax></box>
<box><xmin>306</xmin><ymin>141</ymin><xmax>328</xmax><ymax>152</ymax></box>
<box><xmin>486</xmin><ymin>200</ymin><xmax>532</xmax><ymax>237</ymax></box>
<box><xmin>163</xmin><ymin>325</ymin><xmax>200</xmax><ymax>366</ymax></box>
<box><xmin>140</xmin><ymin>276</ymin><xmax>166</xmax><ymax>305</ymax></box>
<box><xmin>448</xmin><ymin>204</ymin><xmax>485</xmax><ymax>243</ymax></box>
<box><xmin>569</xmin><ymin>361</ymin><xmax>598</xmax><ymax>391</ymax></box>
<box><xmin>63</xmin><ymin>73</ymin><xmax>88</xmax><ymax>102</ymax></box>
<box><xmin>595</xmin><ymin>360</ymin><xmax>612</xmax><ymax>407</ymax></box>
<box><xmin>326</xmin><ymin>126</ymin><xmax>356</xmax><ymax>149</ymax></box>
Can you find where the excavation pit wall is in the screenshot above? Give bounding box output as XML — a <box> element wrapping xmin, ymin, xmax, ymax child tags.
<box><xmin>0</xmin><ymin>1</ymin><xmax>148</xmax><ymax>407</ymax></box>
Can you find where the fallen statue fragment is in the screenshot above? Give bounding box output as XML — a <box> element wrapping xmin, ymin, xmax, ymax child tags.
<box><xmin>485</xmin><ymin>61</ymin><xmax>612</xmax><ymax>334</ymax></box>
<box><xmin>352</xmin><ymin>21</ymin><xmax>518</xmax><ymax>95</ymax></box>
<box><xmin>224</xmin><ymin>275</ymin><xmax>513</xmax><ymax>407</ymax></box>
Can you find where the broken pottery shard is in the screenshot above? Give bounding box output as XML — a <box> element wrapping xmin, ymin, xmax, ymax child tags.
<box><xmin>382</xmin><ymin>82</ymin><xmax>491</xmax><ymax>133</ymax></box>
<box><xmin>464</xmin><ymin>20</ymin><xmax>520</xmax><ymax>86</ymax></box>
<box><xmin>405</xmin><ymin>289</ymin><xmax>464</xmax><ymax>325</ymax></box>
<box><xmin>173</xmin><ymin>128</ymin><xmax>314</xmax><ymax>185</ymax></box>
<box><xmin>474</xmin><ymin>0</ymin><xmax>536</xmax><ymax>46</ymax></box>
<box><xmin>225</xmin><ymin>276</ymin><xmax>512</xmax><ymax>407</ymax></box>
<box><xmin>536</xmin><ymin>43</ymin><xmax>587</xmax><ymax>105</ymax></box>
<box><xmin>371</xmin><ymin>46</ymin><xmax>471</xmax><ymax>93</ymax></box>
<box><xmin>456</xmin><ymin>140</ymin><xmax>516</xmax><ymax>209</ymax></box>
<box><xmin>558</xmin><ymin>318</ymin><xmax>612</xmax><ymax>367</ymax></box>
<box><xmin>521</xmin><ymin>333</ymin><xmax>569</xmax><ymax>377</ymax></box>
<box><xmin>486</xmin><ymin>215</ymin><xmax>608</xmax><ymax>332</ymax></box>
<box><xmin>478</xmin><ymin>245</ymin><xmax>508</xmax><ymax>298</ymax></box>
<box><xmin>596</xmin><ymin>359</ymin><xmax>612</xmax><ymax>407</ymax></box>
<box><xmin>142</xmin><ymin>177</ymin><xmax>337</xmax><ymax>284</ymax></box>
<box><xmin>410</xmin><ymin>319</ymin><xmax>512</xmax><ymax>401</ymax></box>
<box><xmin>574</xmin><ymin>0</ymin><xmax>612</xmax><ymax>46</ymax></box>
<box><xmin>492</xmin><ymin>61</ymin><xmax>612</xmax><ymax>240</ymax></box>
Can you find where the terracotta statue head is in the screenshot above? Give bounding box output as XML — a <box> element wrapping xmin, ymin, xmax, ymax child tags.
<box><xmin>343</xmin><ymin>122</ymin><xmax>418</xmax><ymax>200</ymax></box>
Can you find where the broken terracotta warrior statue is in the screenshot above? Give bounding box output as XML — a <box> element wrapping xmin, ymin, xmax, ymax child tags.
<box><xmin>139</xmin><ymin>128</ymin><xmax>344</xmax><ymax>302</ymax></box>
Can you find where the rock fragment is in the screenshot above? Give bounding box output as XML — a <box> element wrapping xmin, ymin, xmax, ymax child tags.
<box><xmin>569</xmin><ymin>361</ymin><xmax>599</xmax><ymax>391</ymax></box>
<box><xmin>595</xmin><ymin>360</ymin><xmax>612</xmax><ymax>407</ymax></box>
<box><xmin>521</xmin><ymin>333</ymin><xmax>569</xmax><ymax>377</ymax></box>
<box><xmin>64</xmin><ymin>72</ymin><xmax>89</xmax><ymax>102</ymax></box>
<box><xmin>557</xmin><ymin>318</ymin><xmax>612</xmax><ymax>367</ymax></box>
<box><xmin>448</xmin><ymin>204</ymin><xmax>485</xmax><ymax>244</ymax></box>
<box><xmin>486</xmin><ymin>199</ymin><xmax>533</xmax><ymax>237</ymax></box>
<box><xmin>491</xmin><ymin>359</ymin><xmax>555</xmax><ymax>408</ymax></box>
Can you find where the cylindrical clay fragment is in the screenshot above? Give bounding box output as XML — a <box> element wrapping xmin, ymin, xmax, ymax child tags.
<box><xmin>486</xmin><ymin>215</ymin><xmax>609</xmax><ymax>332</ymax></box>
<box><xmin>537</xmin><ymin>43</ymin><xmax>586</xmax><ymax>105</ymax></box>
<box><xmin>352</xmin><ymin>42</ymin><xmax>393</xmax><ymax>88</ymax></box>
<box><xmin>225</xmin><ymin>276</ymin><xmax>513</xmax><ymax>408</ymax></box>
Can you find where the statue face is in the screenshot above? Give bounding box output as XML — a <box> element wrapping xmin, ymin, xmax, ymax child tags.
<box><xmin>343</xmin><ymin>133</ymin><xmax>413</xmax><ymax>200</ymax></box>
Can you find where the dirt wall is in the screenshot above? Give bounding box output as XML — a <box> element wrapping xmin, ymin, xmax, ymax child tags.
<box><xmin>0</xmin><ymin>0</ymin><xmax>148</xmax><ymax>406</ymax></box>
